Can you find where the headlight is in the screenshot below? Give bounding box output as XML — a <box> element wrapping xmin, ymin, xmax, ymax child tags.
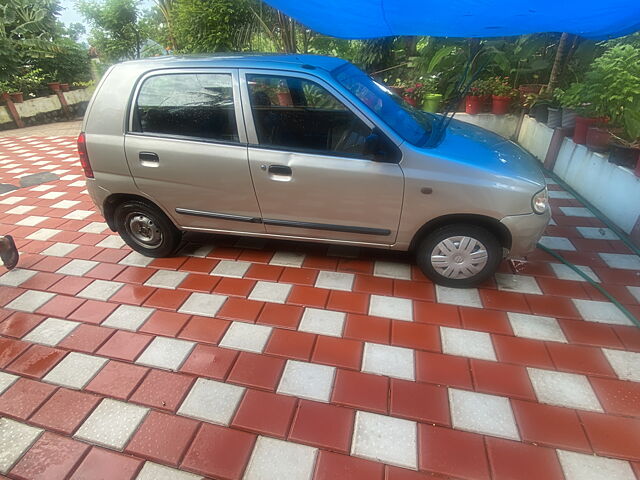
<box><xmin>532</xmin><ymin>188</ymin><xmax>548</xmax><ymax>214</ymax></box>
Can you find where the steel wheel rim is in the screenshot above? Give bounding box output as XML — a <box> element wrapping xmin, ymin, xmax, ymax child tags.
<box><xmin>125</xmin><ymin>212</ymin><xmax>163</xmax><ymax>249</ymax></box>
<box><xmin>430</xmin><ymin>235</ymin><xmax>488</xmax><ymax>279</ymax></box>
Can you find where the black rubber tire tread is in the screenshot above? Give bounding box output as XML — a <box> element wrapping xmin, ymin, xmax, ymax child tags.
<box><xmin>114</xmin><ymin>200</ymin><xmax>182</xmax><ymax>258</ymax></box>
<box><xmin>416</xmin><ymin>223</ymin><xmax>502</xmax><ymax>288</ymax></box>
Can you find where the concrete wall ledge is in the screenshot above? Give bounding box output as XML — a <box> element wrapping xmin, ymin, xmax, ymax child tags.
<box><xmin>1</xmin><ymin>88</ymin><xmax>93</xmax><ymax>128</ymax></box>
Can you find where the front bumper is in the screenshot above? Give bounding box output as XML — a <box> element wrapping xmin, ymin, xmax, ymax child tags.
<box><xmin>500</xmin><ymin>209</ymin><xmax>551</xmax><ymax>258</ymax></box>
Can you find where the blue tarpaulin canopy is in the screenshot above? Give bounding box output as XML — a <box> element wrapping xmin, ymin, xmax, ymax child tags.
<box><xmin>263</xmin><ymin>0</ymin><xmax>640</xmax><ymax>39</ymax></box>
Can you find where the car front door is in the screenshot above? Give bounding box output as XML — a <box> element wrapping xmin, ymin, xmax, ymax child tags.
<box><xmin>239</xmin><ymin>70</ymin><xmax>404</xmax><ymax>245</ymax></box>
<box><xmin>124</xmin><ymin>69</ymin><xmax>265</xmax><ymax>234</ymax></box>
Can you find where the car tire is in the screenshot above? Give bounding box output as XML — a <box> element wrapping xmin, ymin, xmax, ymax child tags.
<box><xmin>416</xmin><ymin>224</ymin><xmax>502</xmax><ymax>288</ymax></box>
<box><xmin>114</xmin><ymin>200</ymin><xmax>182</xmax><ymax>257</ymax></box>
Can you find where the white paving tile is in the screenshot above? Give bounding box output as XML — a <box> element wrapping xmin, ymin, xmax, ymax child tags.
<box><xmin>96</xmin><ymin>235</ymin><xmax>126</xmax><ymax>249</ymax></box>
<box><xmin>362</xmin><ymin>343</ymin><xmax>415</xmax><ymax>380</ymax></box>
<box><xmin>248</xmin><ymin>281</ymin><xmax>291</xmax><ymax>304</ymax></box>
<box><xmin>527</xmin><ymin>368</ymin><xmax>603</xmax><ymax>412</ymax></box>
<box><xmin>5</xmin><ymin>290</ymin><xmax>55</xmax><ymax>312</ymax></box>
<box><xmin>0</xmin><ymin>418</ymin><xmax>43</xmax><ymax>474</ymax></box>
<box><xmin>0</xmin><ymin>268</ymin><xmax>37</xmax><ymax>287</ymax></box>
<box><xmin>74</xmin><ymin>398</ymin><xmax>149</xmax><ymax>450</ymax></box>
<box><xmin>436</xmin><ymin>285</ymin><xmax>482</xmax><ymax>308</ymax></box>
<box><xmin>538</xmin><ymin>236</ymin><xmax>576</xmax><ymax>251</ymax></box>
<box><xmin>298</xmin><ymin>308</ymin><xmax>345</xmax><ymax>337</ymax></box>
<box><xmin>449</xmin><ymin>388</ymin><xmax>520</xmax><ymax>440</ymax></box>
<box><xmin>77</xmin><ymin>280</ymin><xmax>124</xmax><ymax>301</ymax></box>
<box><xmin>118</xmin><ymin>251</ymin><xmax>153</xmax><ymax>267</ymax></box>
<box><xmin>56</xmin><ymin>259</ymin><xmax>98</xmax><ymax>276</ymax></box>
<box><xmin>244</xmin><ymin>436</ymin><xmax>317</xmax><ymax>480</ymax></box>
<box><xmin>351</xmin><ymin>411</ymin><xmax>417</xmax><ymax>469</ymax></box>
<box><xmin>572</xmin><ymin>299</ymin><xmax>633</xmax><ymax>326</ymax></box>
<box><xmin>441</xmin><ymin>326</ymin><xmax>496</xmax><ymax>361</ymax></box>
<box><xmin>180</xmin><ymin>244</ymin><xmax>213</xmax><ymax>258</ymax></box>
<box><xmin>628</xmin><ymin>286</ymin><xmax>640</xmax><ymax>303</ymax></box>
<box><xmin>0</xmin><ymin>196</ymin><xmax>26</xmax><ymax>205</ymax></box>
<box><xmin>23</xmin><ymin>318</ymin><xmax>80</xmax><ymax>346</ymax></box>
<box><xmin>277</xmin><ymin>360</ymin><xmax>336</xmax><ymax>402</ymax></box>
<box><xmin>51</xmin><ymin>199</ymin><xmax>80</xmax><ymax>209</ymax></box>
<box><xmin>144</xmin><ymin>269</ymin><xmax>189</xmax><ymax>289</ymax></box>
<box><xmin>598</xmin><ymin>253</ymin><xmax>640</xmax><ymax>271</ymax></box>
<box><xmin>41</xmin><ymin>242</ymin><xmax>79</xmax><ymax>257</ymax></box>
<box><xmin>0</xmin><ymin>371</ymin><xmax>18</xmax><ymax>395</ymax></box>
<box><xmin>79</xmin><ymin>222</ymin><xmax>109</xmax><ymax>234</ymax></box>
<box><xmin>211</xmin><ymin>260</ymin><xmax>252</xmax><ymax>278</ymax></box>
<box><xmin>557</xmin><ymin>450</ymin><xmax>635</xmax><ymax>480</ymax></box>
<box><xmin>269</xmin><ymin>251</ymin><xmax>305</xmax><ymax>268</ymax></box>
<box><xmin>314</xmin><ymin>271</ymin><xmax>354</xmax><ymax>291</ymax></box>
<box><xmin>548</xmin><ymin>190</ymin><xmax>574</xmax><ymax>199</ymax></box>
<box><xmin>507</xmin><ymin>312</ymin><xmax>567</xmax><ymax>343</ymax></box>
<box><xmin>136</xmin><ymin>462</ymin><xmax>202</xmax><ymax>480</ymax></box>
<box><xmin>218</xmin><ymin>322</ymin><xmax>272</xmax><ymax>353</ymax></box>
<box><xmin>63</xmin><ymin>210</ymin><xmax>94</xmax><ymax>220</ymax></box>
<box><xmin>550</xmin><ymin>263</ymin><xmax>600</xmax><ymax>282</ymax></box>
<box><xmin>136</xmin><ymin>337</ymin><xmax>195</xmax><ymax>370</ymax></box>
<box><xmin>5</xmin><ymin>205</ymin><xmax>35</xmax><ymax>215</ymax></box>
<box><xmin>373</xmin><ymin>261</ymin><xmax>412</xmax><ymax>280</ymax></box>
<box><xmin>559</xmin><ymin>206</ymin><xmax>595</xmax><ymax>217</ymax></box>
<box><xmin>178</xmin><ymin>378</ymin><xmax>244</xmax><ymax>425</ymax></box>
<box><xmin>38</xmin><ymin>191</ymin><xmax>66</xmax><ymax>200</ymax></box>
<box><xmin>43</xmin><ymin>352</ymin><xmax>107</xmax><ymax>389</ymax></box>
<box><xmin>178</xmin><ymin>292</ymin><xmax>227</xmax><ymax>317</ymax></box>
<box><xmin>369</xmin><ymin>295</ymin><xmax>412</xmax><ymax>322</ymax></box>
<box><xmin>16</xmin><ymin>216</ymin><xmax>48</xmax><ymax>226</ymax></box>
<box><xmin>576</xmin><ymin>226</ymin><xmax>619</xmax><ymax>240</ymax></box>
<box><xmin>602</xmin><ymin>348</ymin><xmax>640</xmax><ymax>382</ymax></box>
<box><xmin>102</xmin><ymin>305</ymin><xmax>155</xmax><ymax>331</ymax></box>
<box><xmin>25</xmin><ymin>228</ymin><xmax>61</xmax><ymax>241</ymax></box>
<box><xmin>495</xmin><ymin>273</ymin><xmax>542</xmax><ymax>295</ymax></box>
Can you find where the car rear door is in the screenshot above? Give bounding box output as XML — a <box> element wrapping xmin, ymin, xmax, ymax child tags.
<box><xmin>124</xmin><ymin>68</ymin><xmax>265</xmax><ymax>233</ymax></box>
<box><xmin>239</xmin><ymin>69</ymin><xmax>404</xmax><ymax>245</ymax></box>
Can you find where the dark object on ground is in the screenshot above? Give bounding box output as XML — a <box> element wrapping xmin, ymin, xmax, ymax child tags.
<box><xmin>19</xmin><ymin>172</ymin><xmax>59</xmax><ymax>187</ymax></box>
<box><xmin>0</xmin><ymin>235</ymin><xmax>19</xmax><ymax>270</ymax></box>
<box><xmin>0</xmin><ymin>184</ymin><xmax>19</xmax><ymax>194</ymax></box>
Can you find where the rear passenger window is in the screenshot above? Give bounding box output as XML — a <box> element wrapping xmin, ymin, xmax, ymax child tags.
<box><xmin>134</xmin><ymin>73</ymin><xmax>238</xmax><ymax>142</ymax></box>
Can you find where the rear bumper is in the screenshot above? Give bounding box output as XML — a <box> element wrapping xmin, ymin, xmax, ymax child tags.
<box><xmin>501</xmin><ymin>210</ymin><xmax>551</xmax><ymax>258</ymax></box>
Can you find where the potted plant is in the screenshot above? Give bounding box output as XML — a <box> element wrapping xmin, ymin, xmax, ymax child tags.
<box><xmin>60</xmin><ymin>83</ymin><xmax>70</xmax><ymax>92</ymax></box>
<box><xmin>489</xmin><ymin>77</ymin><xmax>517</xmax><ymax>115</ymax></box>
<box><xmin>47</xmin><ymin>81</ymin><xmax>61</xmax><ymax>93</ymax></box>
<box><xmin>9</xmin><ymin>90</ymin><xmax>23</xmax><ymax>103</ymax></box>
<box><xmin>585</xmin><ymin>119</ymin><xmax>611</xmax><ymax>153</ymax></box>
<box><xmin>402</xmin><ymin>82</ymin><xmax>422</xmax><ymax>107</ymax></box>
<box><xmin>556</xmin><ymin>83</ymin><xmax>598</xmax><ymax>144</ymax></box>
<box><xmin>421</xmin><ymin>75</ymin><xmax>442</xmax><ymax>113</ymax></box>
<box><xmin>465</xmin><ymin>79</ymin><xmax>486</xmax><ymax>115</ymax></box>
<box><xmin>276</xmin><ymin>80</ymin><xmax>293</xmax><ymax>106</ymax></box>
<box><xmin>0</xmin><ymin>81</ymin><xmax>10</xmax><ymax>102</ymax></box>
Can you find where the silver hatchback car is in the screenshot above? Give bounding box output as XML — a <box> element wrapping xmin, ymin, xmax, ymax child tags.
<box><xmin>80</xmin><ymin>54</ymin><xmax>550</xmax><ymax>287</ymax></box>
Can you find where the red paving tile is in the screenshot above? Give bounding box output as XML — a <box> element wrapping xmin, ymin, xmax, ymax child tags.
<box><xmin>143</xmin><ymin>288</ymin><xmax>189</xmax><ymax>310</ymax></box>
<box><xmin>181</xmin><ymin>423</ymin><xmax>256</xmax><ymax>480</ymax></box>
<box><xmin>559</xmin><ymin>319</ymin><xmax>624</xmax><ymax>349</ymax></box>
<box><xmin>390</xmin><ymin>379</ymin><xmax>450</xmax><ymax>425</ymax></box>
<box><xmin>547</xmin><ymin>342</ymin><xmax>616</xmax><ymax>377</ymax></box>
<box><xmin>265</xmin><ymin>329</ymin><xmax>316</xmax><ymax>361</ymax></box>
<box><xmin>390</xmin><ymin>321</ymin><xmax>440</xmax><ymax>352</ymax></box>
<box><xmin>326</xmin><ymin>291</ymin><xmax>369</xmax><ymax>314</ymax></box>
<box><xmin>289</xmin><ymin>399</ymin><xmax>355</xmax><ymax>453</ymax></box>
<box><xmin>511</xmin><ymin>399</ymin><xmax>591</xmax><ymax>452</ymax></box>
<box><xmin>67</xmin><ymin>300</ymin><xmax>118</xmax><ymax>324</ymax></box>
<box><xmin>110</xmin><ymin>285</ymin><xmax>156</xmax><ymax>306</ymax></box>
<box><xmin>214</xmin><ymin>277</ymin><xmax>256</xmax><ymax>297</ymax></box>
<box><xmin>0</xmin><ymin>377</ymin><xmax>56</xmax><ymax>419</ymax></box>
<box><xmin>590</xmin><ymin>376</ymin><xmax>640</xmax><ymax>417</ymax></box>
<box><xmin>30</xmin><ymin>388</ymin><xmax>100</xmax><ymax>435</ymax></box>
<box><xmin>138</xmin><ymin>311</ymin><xmax>190</xmax><ymax>337</ymax></box>
<box><xmin>180</xmin><ymin>344</ymin><xmax>238</xmax><ymax>380</ymax></box>
<box><xmin>35</xmin><ymin>295</ymin><xmax>85</xmax><ymax>318</ymax></box>
<box><xmin>492</xmin><ymin>335</ymin><xmax>554</xmax><ymax>368</ymax></box>
<box><xmin>6</xmin><ymin>345</ymin><xmax>65</xmax><ymax>378</ymax></box>
<box><xmin>460</xmin><ymin>307</ymin><xmax>513</xmax><ymax>335</ymax></box>
<box><xmin>353</xmin><ymin>275</ymin><xmax>393</xmax><ymax>296</ymax></box>
<box><xmin>178</xmin><ymin>273</ymin><xmax>220</xmax><ymax>293</ymax></box>
<box><xmin>414</xmin><ymin>301</ymin><xmax>461</xmax><ymax>326</ymax></box>
<box><xmin>418</xmin><ymin>424</ymin><xmax>490</xmax><ymax>480</ymax></box>
<box><xmin>129</xmin><ymin>369</ymin><xmax>193</xmax><ymax>411</ymax></box>
<box><xmin>479</xmin><ymin>289</ymin><xmax>531</xmax><ymax>313</ymax></box>
<box><xmin>232</xmin><ymin>389</ymin><xmax>297</xmax><ymax>438</ymax></box>
<box><xmin>579</xmin><ymin>412</ymin><xmax>640</xmax><ymax>461</ymax></box>
<box><xmin>69</xmin><ymin>447</ymin><xmax>142</xmax><ymax>480</ymax></box>
<box><xmin>227</xmin><ymin>351</ymin><xmax>285</xmax><ymax>390</ymax></box>
<box><xmin>415</xmin><ymin>351</ymin><xmax>473</xmax><ymax>389</ymax></box>
<box><xmin>343</xmin><ymin>314</ymin><xmax>390</xmax><ymax>344</ymax></box>
<box><xmin>0</xmin><ymin>312</ymin><xmax>43</xmax><ymax>338</ymax></box>
<box><xmin>287</xmin><ymin>285</ymin><xmax>330</xmax><ymax>308</ymax></box>
<box><xmin>58</xmin><ymin>324</ymin><xmax>113</xmax><ymax>353</ymax></box>
<box><xmin>96</xmin><ymin>331</ymin><xmax>153</xmax><ymax>361</ymax></box>
<box><xmin>312</xmin><ymin>336</ymin><xmax>363</xmax><ymax>370</ymax></box>
<box><xmin>178</xmin><ymin>316</ymin><xmax>230</xmax><ymax>344</ymax></box>
<box><xmin>471</xmin><ymin>359</ymin><xmax>536</xmax><ymax>400</ymax></box>
<box><xmin>10</xmin><ymin>432</ymin><xmax>89</xmax><ymax>480</ymax></box>
<box><xmin>257</xmin><ymin>303</ymin><xmax>303</xmax><ymax>329</ymax></box>
<box><xmin>331</xmin><ymin>369</ymin><xmax>389</xmax><ymax>414</ymax></box>
<box><xmin>486</xmin><ymin>437</ymin><xmax>565</xmax><ymax>480</ymax></box>
<box><xmin>86</xmin><ymin>361</ymin><xmax>148</xmax><ymax>400</ymax></box>
<box><xmin>0</xmin><ymin>337</ymin><xmax>29</xmax><ymax>368</ymax></box>
<box><xmin>314</xmin><ymin>450</ymin><xmax>384</xmax><ymax>480</ymax></box>
<box><xmin>125</xmin><ymin>410</ymin><xmax>199</xmax><ymax>466</ymax></box>
<box><xmin>48</xmin><ymin>276</ymin><xmax>93</xmax><ymax>295</ymax></box>
<box><xmin>216</xmin><ymin>297</ymin><xmax>263</xmax><ymax>322</ymax></box>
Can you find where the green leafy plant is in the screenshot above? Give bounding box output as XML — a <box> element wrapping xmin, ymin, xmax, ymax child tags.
<box><xmin>485</xmin><ymin>76</ymin><xmax>518</xmax><ymax>98</ymax></box>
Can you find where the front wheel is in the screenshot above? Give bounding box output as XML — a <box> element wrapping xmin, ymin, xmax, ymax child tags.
<box><xmin>416</xmin><ymin>224</ymin><xmax>502</xmax><ymax>288</ymax></box>
<box><xmin>114</xmin><ymin>200</ymin><xmax>182</xmax><ymax>257</ymax></box>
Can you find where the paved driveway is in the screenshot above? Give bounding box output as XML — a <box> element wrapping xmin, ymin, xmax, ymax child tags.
<box><xmin>0</xmin><ymin>134</ymin><xmax>639</xmax><ymax>480</ymax></box>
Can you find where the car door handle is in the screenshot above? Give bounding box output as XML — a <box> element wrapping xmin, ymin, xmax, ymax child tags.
<box><xmin>268</xmin><ymin>165</ymin><xmax>292</xmax><ymax>176</ymax></box>
<box><xmin>139</xmin><ymin>152</ymin><xmax>159</xmax><ymax>167</ymax></box>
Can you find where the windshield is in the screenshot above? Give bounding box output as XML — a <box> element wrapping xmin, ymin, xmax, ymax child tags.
<box><xmin>333</xmin><ymin>63</ymin><xmax>432</xmax><ymax>146</ymax></box>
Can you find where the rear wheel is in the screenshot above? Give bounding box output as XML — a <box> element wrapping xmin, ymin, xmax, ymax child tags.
<box><xmin>114</xmin><ymin>200</ymin><xmax>181</xmax><ymax>257</ymax></box>
<box><xmin>416</xmin><ymin>224</ymin><xmax>502</xmax><ymax>287</ymax></box>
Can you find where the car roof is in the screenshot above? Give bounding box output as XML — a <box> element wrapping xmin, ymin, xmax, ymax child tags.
<box><xmin>118</xmin><ymin>53</ymin><xmax>349</xmax><ymax>73</ymax></box>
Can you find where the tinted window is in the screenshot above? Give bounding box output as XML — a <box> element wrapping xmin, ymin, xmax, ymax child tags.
<box><xmin>246</xmin><ymin>74</ymin><xmax>372</xmax><ymax>157</ymax></box>
<box><xmin>135</xmin><ymin>73</ymin><xmax>239</xmax><ymax>142</ymax></box>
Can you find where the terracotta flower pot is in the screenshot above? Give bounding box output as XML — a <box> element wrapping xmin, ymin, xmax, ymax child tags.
<box><xmin>9</xmin><ymin>92</ymin><xmax>23</xmax><ymax>103</ymax></box>
<box><xmin>403</xmin><ymin>96</ymin><xmax>417</xmax><ymax>107</ymax></box>
<box><xmin>465</xmin><ymin>95</ymin><xmax>481</xmax><ymax>114</ymax></box>
<box><xmin>480</xmin><ymin>94</ymin><xmax>492</xmax><ymax>112</ymax></box>
<box><xmin>60</xmin><ymin>83</ymin><xmax>70</xmax><ymax>92</ymax></box>
<box><xmin>491</xmin><ymin>95</ymin><xmax>511</xmax><ymax>115</ymax></box>
<box><xmin>1</xmin><ymin>92</ymin><xmax>10</xmax><ymax>103</ymax></box>
<box><xmin>573</xmin><ymin>116</ymin><xmax>598</xmax><ymax>145</ymax></box>
<box><xmin>48</xmin><ymin>82</ymin><xmax>61</xmax><ymax>93</ymax></box>
<box><xmin>585</xmin><ymin>126</ymin><xmax>610</xmax><ymax>152</ymax></box>
<box><xmin>277</xmin><ymin>91</ymin><xmax>293</xmax><ymax>106</ymax></box>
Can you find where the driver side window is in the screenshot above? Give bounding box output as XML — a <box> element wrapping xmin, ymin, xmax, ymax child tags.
<box><xmin>246</xmin><ymin>74</ymin><xmax>373</xmax><ymax>157</ymax></box>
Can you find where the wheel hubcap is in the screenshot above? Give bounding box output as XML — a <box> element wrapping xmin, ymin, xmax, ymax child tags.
<box><xmin>125</xmin><ymin>213</ymin><xmax>163</xmax><ymax>249</ymax></box>
<box><xmin>430</xmin><ymin>235</ymin><xmax>488</xmax><ymax>279</ymax></box>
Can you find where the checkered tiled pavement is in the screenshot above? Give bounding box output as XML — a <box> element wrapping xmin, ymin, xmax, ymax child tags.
<box><xmin>0</xmin><ymin>135</ymin><xmax>639</xmax><ymax>480</ymax></box>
